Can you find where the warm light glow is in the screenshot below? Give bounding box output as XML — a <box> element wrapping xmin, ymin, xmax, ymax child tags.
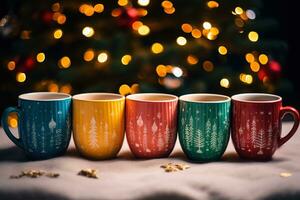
<box><xmin>191</xmin><ymin>29</ymin><xmax>202</xmax><ymax>38</ymax></box>
<box><xmin>111</xmin><ymin>9</ymin><xmax>122</xmax><ymax>17</ymax></box>
<box><xmin>207</xmin><ymin>1</ymin><xmax>219</xmax><ymax>8</ymax></box>
<box><xmin>52</xmin><ymin>3</ymin><xmax>60</xmax><ymax>12</ymax></box>
<box><xmin>82</xmin><ymin>4</ymin><xmax>94</xmax><ymax>16</ymax></box>
<box><xmin>248</xmin><ymin>31</ymin><xmax>259</xmax><ymax>42</ymax></box>
<box><xmin>203</xmin><ymin>22</ymin><xmax>212</xmax><ymax>30</ymax></box>
<box><xmin>161</xmin><ymin>1</ymin><xmax>173</xmax><ymax>9</ymax></box>
<box><xmin>176</xmin><ymin>36</ymin><xmax>187</xmax><ymax>46</ymax></box>
<box><xmin>83</xmin><ymin>49</ymin><xmax>95</xmax><ymax>62</ymax></box>
<box><xmin>7</xmin><ymin>61</ymin><xmax>16</xmax><ymax>71</ymax></box>
<box><xmin>151</xmin><ymin>43</ymin><xmax>164</xmax><ymax>54</ymax></box>
<box><xmin>121</xmin><ymin>55</ymin><xmax>132</xmax><ymax>65</ymax></box>
<box><xmin>60</xmin><ymin>84</ymin><xmax>72</xmax><ymax>94</ymax></box>
<box><xmin>94</xmin><ymin>4</ymin><xmax>104</xmax><ymax>13</ymax></box>
<box><xmin>53</xmin><ymin>29</ymin><xmax>63</xmax><ymax>39</ymax></box>
<box><xmin>82</xmin><ymin>27</ymin><xmax>94</xmax><ymax>37</ymax></box>
<box><xmin>259</xmin><ymin>54</ymin><xmax>268</xmax><ymax>65</ymax></box>
<box><xmin>131</xmin><ymin>84</ymin><xmax>139</xmax><ymax>93</ymax></box>
<box><xmin>8</xmin><ymin>117</ymin><xmax>18</xmax><ymax>128</ymax></box>
<box><xmin>119</xmin><ymin>84</ymin><xmax>131</xmax><ymax>95</ymax></box>
<box><xmin>97</xmin><ymin>52</ymin><xmax>108</xmax><ymax>63</ymax></box>
<box><xmin>235</xmin><ymin>18</ymin><xmax>244</xmax><ymax>28</ymax></box>
<box><xmin>20</xmin><ymin>30</ymin><xmax>31</xmax><ymax>39</ymax></box>
<box><xmin>250</xmin><ymin>61</ymin><xmax>260</xmax><ymax>72</ymax></box>
<box><xmin>246</xmin><ymin>10</ymin><xmax>256</xmax><ymax>20</ymax></box>
<box><xmin>207</xmin><ymin>32</ymin><xmax>217</xmax><ymax>40</ymax></box>
<box><xmin>57</xmin><ymin>14</ymin><xmax>66</xmax><ymax>24</ymax></box>
<box><xmin>138</xmin><ymin>0</ymin><xmax>150</xmax><ymax>6</ymax></box>
<box><xmin>36</xmin><ymin>52</ymin><xmax>45</xmax><ymax>63</ymax></box>
<box><xmin>181</xmin><ymin>23</ymin><xmax>193</xmax><ymax>33</ymax></box>
<box><xmin>138</xmin><ymin>8</ymin><xmax>148</xmax><ymax>16</ymax></box>
<box><xmin>240</xmin><ymin>73</ymin><xmax>253</xmax><ymax>84</ymax></box>
<box><xmin>48</xmin><ymin>83</ymin><xmax>59</xmax><ymax>92</ymax></box>
<box><xmin>218</xmin><ymin>46</ymin><xmax>228</xmax><ymax>55</ymax></box>
<box><xmin>202</xmin><ymin>60</ymin><xmax>214</xmax><ymax>72</ymax></box>
<box><xmin>138</xmin><ymin>25</ymin><xmax>150</xmax><ymax>36</ymax></box>
<box><xmin>235</xmin><ymin>7</ymin><xmax>243</xmax><ymax>15</ymax></box>
<box><xmin>118</xmin><ymin>0</ymin><xmax>128</xmax><ymax>6</ymax></box>
<box><xmin>16</xmin><ymin>72</ymin><xmax>26</xmax><ymax>82</ymax></box>
<box><xmin>210</xmin><ymin>27</ymin><xmax>219</xmax><ymax>35</ymax></box>
<box><xmin>172</xmin><ymin>67</ymin><xmax>183</xmax><ymax>77</ymax></box>
<box><xmin>59</xmin><ymin>56</ymin><xmax>71</xmax><ymax>68</ymax></box>
<box><xmin>187</xmin><ymin>55</ymin><xmax>198</xmax><ymax>65</ymax></box>
<box><xmin>220</xmin><ymin>78</ymin><xmax>229</xmax><ymax>88</ymax></box>
<box><xmin>245</xmin><ymin>53</ymin><xmax>255</xmax><ymax>63</ymax></box>
<box><xmin>156</xmin><ymin>64</ymin><xmax>167</xmax><ymax>77</ymax></box>
<box><xmin>164</xmin><ymin>7</ymin><xmax>175</xmax><ymax>14</ymax></box>
<box><xmin>132</xmin><ymin>21</ymin><xmax>143</xmax><ymax>30</ymax></box>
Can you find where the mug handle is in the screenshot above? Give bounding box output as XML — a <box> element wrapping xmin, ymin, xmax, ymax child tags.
<box><xmin>1</xmin><ymin>107</ymin><xmax>24</xmax><ymax>149</ymax></box>
<box><xmin>278</xmin><ymin>106</ymin><xmax>300</xmax><ymax>148</ymax></box>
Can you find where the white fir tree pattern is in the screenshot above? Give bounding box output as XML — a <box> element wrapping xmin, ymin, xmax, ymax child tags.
<box><xmin>266</xmin><ymin>123</ymin><xmax>273</xmax><ymax>150</ymax></box>
<box><xmin>250</xmin><ymin>116</ymin><xmax>257</xmax><ymax>146</ymax></box>
<box><xmin>31</xmin><ymin>122</ymin><xmax>38</xmax><ymax>150</ymax></box>
<box><xmin>55</xmin><ymin>128</ymin><xmax>62</xmax><ymax>149</ymax></box>
<box><xmin>137</xmin><ymin>115</ymin><xmax>144</xmax><ymax>149</ymax></box>
<box><xmin>41</xmin><ymin>125</ymin><xmax>46</xmax><ymax>153</ymax></box>
<box><xmin>104</xmin><ymin>122</ymin><xmax>109</xmax><ymax>147</ymax></box>
<box><xmin>164</xmin><ymin>125</ymin><xmax>170</xmax><ymax>150</ymax></box>
<box><xmin>238</xmin><ymin>127</ymin><xmax>246</xmax><ymax>150</ymax></box>
<box><xmin>157</xmin><ymin>127</ymin><xmax>164</xmax><ymax>152</ymax></box>
<box><xmin>184</xmin><ymin>116</ymin><xmax>193</xmax><ymax>151</ymax></box>
<box><xmin>49</xmin><ymin>117</ymin><xmax>56</xmax><ymax>149</ymax></box>
<box><xmin>151</xmin><ymin>122</ymin><xmax>158</xmax><ymax>151</ymax></box>
<box><xmin>210</xmin><ymin>122</ymin><xmax>218</xmax><ymax>152</ymax></box>
<box><xmin>143</xmin><ymin>125</ymin><xmax>150</xmax><ymax>153</ymax></box>
<box><xmin>205</xmin><ymin>119</ymin><xmax>212</xmax><ymax>152</ymax></box>
<box><xmin>195</xmin><ymin>129</ymin><xmax>204</xmax><ymax>153</ymax></box>
<box><xmin>256</xmin><ymin>129</ymin><xmax>266</xmax><ymax>155</ymax></box>
<box><xmin>88</xmin><ymin>117</ymin><xmax>99</xmax><ymax>149</ymax></box>
<box><xmin>246</xmin><ymin>119</ymin><xmax>250</xmax><ymax>131</ymax></box>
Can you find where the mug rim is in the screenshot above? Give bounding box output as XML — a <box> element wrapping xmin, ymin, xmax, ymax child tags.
<box><xmin>231</xmin><ymin>93</ymin><xmax>282</xmax><ymax>103</ymax></box>
<box><xmin>19</xmin><ymin>92</ymin><xmax>71</xmax><ymax>101</ymax></box>
<box><xmin>126</xmin><ymin>93</ymin><xmax>178</xmax><ymax>103</ymax></box>
<box><xmin>179</xmin><ymin>93</ymin><xmax>230</xmax><ymax>103</ymax></box>
<box><xmin>72</xmin><ymin>93</ymin><xmax>125</xmax><ymax>102</ymax></box>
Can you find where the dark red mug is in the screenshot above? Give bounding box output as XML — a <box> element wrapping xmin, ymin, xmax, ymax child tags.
<box><xmin>231</xmin><ymin>93</ymin><xmax>299</xmax><ymax>160</ymax></box>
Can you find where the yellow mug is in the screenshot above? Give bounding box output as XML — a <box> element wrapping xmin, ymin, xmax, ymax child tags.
<box><xmin>72</xmin><ymin>93</ymin><xmax>125</xmax><ymax>159</ymax></box>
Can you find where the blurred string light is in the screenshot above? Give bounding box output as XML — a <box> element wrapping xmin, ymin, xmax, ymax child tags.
<box><xmin>203</xmin><ymin>60</ymin><xmax>214</xmax><ymax>72</ymax></box>
<box><xmin>207</xmin><ymin>1</ymin><xmax>219</xmax><ymax>8</ymax></box>
<box><xmin>246</xmin><ymin>10</ymin><xmax>256</xmax><ymax>19</ymax></box>
<box><xmin>48</xmin><ymin>83</ymin><xmax>59</xmax><ymax>92</ymax></box>
<box><xmin>59</xmin><ymin>56</ymin><xmax>71</xmax><ymax>68</ymax></box>
<box><xmin>82</xmin><ymin>26</ymin><xmax>94</xmax><ymax>37</ymax></box>
<box><xmin>151</xmin><ymin>42</ymin><xmax>164</xmax><ymax>54</ymax></box>
<box><xmin>60</xmin><ymin>84</ymin><xmax>72</xmax><ymax>94</ymax></box>
<box><xmin>36</xmin><ymin>52</ymin><xmax>45</xmax><ymax>63</ymax></box>
<box><xmin>203</xmin><ymin>22</ymin><xmax>212</xmax><ymax>30</ymax></box>
<box><xmin>79</xmin><ymin>4</ymin><xmax>95</xmax><ymax>16</ymax></box>
<box><xmin>172</xmin><ymin>67</ymin><xmax>183</xmax><ymax>77</ymax></box>
<box><xmin>156</xmin><ymin>64</ymin><xmax>167</xmax><ymax>77</ymax></box>
<box><xmin>176</xmin><ymin>36</ymin><xmax>187</xmax><ymax>46</ymax></box>
<box><xmin>164</xmin><ymin>7</ymin><xmax>175</xmax><ymax>14</ymax></box>
<box><xmin>218</xmin><ymin>46</ymin><xmax>227</xmax><ymax>55</ymax></box>
<box><xmin>57</xmin><ymin>14</ymin><xmax>66</xmax><ymax>24</ymax></box>
<box><xmin>181</xmin><ymin>23</ymin><xmax>193</xmax><ymax>33</ymax></box>
<box><xmin>138</xmin><ymin>25</ymin><xmax>150</xmax><ymax>35</ymax></box>
<box><xmin>16</xmin><ymin>72</ymin><xmax>26</xmax><ymax>82</ymax></box>
<box><xmin>131</xmin><ymin>83</ymin><xmax>139</xmax><ymax>93</ymax></box>
<box><xmin>245</xmin><ymin>53</ymin><xmax>255</xmax><ymax>63</ymax></box>
<box><xmin>240</xmin><ymin>73</ymin><xmax>253</xmax><ymax>84</ymax></box>
<box><xmin>138</xmin><ymin>0</ymin><xmax>150</xmax><ymax>6</ymax></box>
<box><xmin>259</xmin><ymin>54</ymin><xmax>268</xmax><ymax>65</ymax></box>
<box><xmin>187</xmin><ymin>55</ymin><xmax>198</xmax><ymax>65</ymax></box>
<box><xmin>20</xmin><ymin>30</ymin><xmax>31</xmax><ymax>40</ymax></box>
<box><xmin>191</xmin><ymin>28</ymin><xmax>201</xmax><ymax>38</ymax></box>
<box><xmin>121</xmin><ymin>54</ymin><xmax>132</xmax><ymax>65</ymax></box>
<box><xmin>53</xmin><ymin>29</ymin><xmax>63</xmax><ymax>39</ymax></box>
<box><xmin>8</xmin><ymin>113</ymin><xmax>18</xmax><ymax>128</ymax></box>
<box><xmin>235</xmin><ymin>7</ymin><xmax>243</xmax><ymax>15</ymax></box>
<box><xmin>97</xmin><ymin>52</ymin><xmax>108</xmax><ymax>63</ymax></box>
<box><xmin>52</xmin><ymin>2</ymin><xmax>60</xmax><ymax>12</ymax></box>
<box><xmin>119</xmin><ymin>84</ymin><xmax>131</xmax><ymax>95</ymax></box>
<box><xmin>220</xmin><ymin>78</ymin><xmax>229</xmax><ymax>88</ymax></box>
<box><xmin>7</xmin><ymin>61</ymin><xmax>16</xmax><ymax>71</ymax></box>
<box><xmin>132</xmin><ymin>21</ymin><xmax>143</xmax><ymax>30</ymax></box>
<box><xmin>161</xmin><ymin>0</ymin><xmax>175</xmax><ymax>14</ymax></box>
<box><xmin>83</xmin><ymin>49</ymin><xmax>95</xmax><ymax>61</ymax></box>
<box><xmin>118</xmin><ymin>0</ymin><xmax>128</xmax><ymax>6</ymax></box>
<box><xmin>94</xmin><ymin>4</ymin><xmax>104</xmax><ymax>13</ymax></box>
<box><xmin>111</xmin><ymin>9</ymin><xmax>122</xmax><ymax>17</ymax></box>
<box><xmin>250</xmin><ymin>61</ymin><xmax>260</xmax><ymax>72</ymax></box>
<box><xmin>248</xmin><ymin>31</ymin><xmax>259</xmax><ymax>42</ymax></box>
<box><xmin>138</xmin><ymin>8</ymin><xmax>148</xmax><ymax>16</ymax></box>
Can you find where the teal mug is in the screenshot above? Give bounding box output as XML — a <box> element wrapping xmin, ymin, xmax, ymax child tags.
<box><xmin>1</xmin><ymin>92</ymin><xmax>72</xmax><ymax>160</ymax></box>
<box><xmin>178</xmin><ymin>94</ymin><xmax>231</xmax><ymax>162</ymax></box>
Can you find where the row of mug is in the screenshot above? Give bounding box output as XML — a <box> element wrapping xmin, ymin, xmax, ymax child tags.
<box><xmin>1</xmin><ymin>92</ymin><xmax>299</xmax><ymax>161</ymax></box>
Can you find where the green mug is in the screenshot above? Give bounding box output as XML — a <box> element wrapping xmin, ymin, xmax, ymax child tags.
<box><xmin>178</xmin><ymin>94</ymin><xmax>231</xmax><ymax>162</ymax></box>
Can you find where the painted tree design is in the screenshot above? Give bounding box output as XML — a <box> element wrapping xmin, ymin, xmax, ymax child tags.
<box><xmin>151</xmin><ymin>121</ymin><xmax>158</xmax><ymax>150</ymax></box>
<box><xmin>157</xmin><ymin>128</ymin><xmax>164</xmax><ymax>152</ymax></box>
<box><xmin>195</xmin><ymin>128</ymin><xmax>204</xmax><ymax>153</ymax></box>
<box><xmin>143</xmin><ymin>125</ymin><xmax>149</xmax><ymax>152</ymax></box>
<box><xmin>266</xmin><ymin>123</ymin><xmax>273</xmax><ymax>149</ymax></box>
<box><xmin>88</xmin><ymin>117</ymin><xmax>99</xmax><ymax>149</ymax></box>
<box><xmin>55</xmin><ymin>128</ymin><xmax>62</xmax><ymax>148</ymax></box>
<box><xmin>211</xmin><ymin>121</ymin><xmax>218</xmax><ymax>152</ymax></box>
<box><xmin>32</xmin><ymin>122</ymin><xmax>38</xmax><ymax>150</ymax></box>
<box><xmin>41</xmin><ymin>125</ymin><xmax>46</xmax><ymax>153</ymax></box>
<box><xmin>238</xmin><ymin>127</ymin><xmax>246</xmax><ymax>150</ymax></box>
<box><xmin>250</xmin><ymin>117</ymin><xmax>257</xmax><ymax>146</ymax></box>
<box><xmin>164</xmin><ymin>125</ymin><xmax>170</xmax><ymax>150</ymax></box>
<box><xmin>137</xmin><ymin>115</ymin><xmax>144</xmax><ymax>146</ymax></box>
<box><xmin>184</xmin><ymin>116</ymin><xmax>193</xmax><ymax>150</ymax></box>
<box><xmin>256</xmin><ymin>129</ymin><xmax>266</xmax><ymax>155</ymax></box>
<box><xmin>246</xmin><ymin>119</ymin><xmax>250</xmax><ymax>131</ymax></box>
<box><xmin>48</xmin><ymin>117</ymin><xmax>56</xmax><ymax>149</ymax></box>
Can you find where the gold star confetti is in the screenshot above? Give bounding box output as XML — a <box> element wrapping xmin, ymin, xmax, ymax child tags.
<box><xmin>10</xmin><ymin>170</ymin><xmax>59</xmax><ymax>179</ymax></box>
<box><xmin>160</xmin><ymin>163</ymin><xmax>190</xmax><ymax>172</ymax></box>
<box><xmin>280</xmin><ymin>172</ymin><xmax>292</xmax><ymax>178</ymax></box>
<box><xmin>78</xmin><ymin>168</ymin><xmax>98</xmax><ymax>179</ymax></box>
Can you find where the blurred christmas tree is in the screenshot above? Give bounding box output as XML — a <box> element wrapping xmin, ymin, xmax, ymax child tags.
<box><xmin>1</xmin><ymin>0</ymin><xmax>291</xmax><ymax>114</ymax></box>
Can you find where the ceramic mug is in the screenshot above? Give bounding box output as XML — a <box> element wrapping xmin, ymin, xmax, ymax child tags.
<box><xmin>72</xmin><ymin>93</ymin><xmax>125</xmax><ymax>159</ymax></box>
<box><xmin>126</xmin><ymin>93</ymin><xmax>178</xmax><ymax>158</ymax></box>
<box><xmin>231</xmin><ymin>93</ymin><xmax>300</xmax><ymax>160</ymax></box>
<box><xmin>1</xmin><ymin>92</ymin><xmax>72</xmax><ymax>160</ymax></box>
<box><xmin>178</xmin><ymin>94</ymin><xmax>231</xmax><ymax>162</ymax></box>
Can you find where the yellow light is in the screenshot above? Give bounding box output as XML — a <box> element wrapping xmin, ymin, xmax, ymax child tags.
<box><xmin>48</xmin><ymin>83</ymin><xmax>59</xmax><ymax>92</ymax></box>
<box><xmin>132</xmin><ymin>21</ymin><xmax>143</xmax><ymax>30</ymax></box>
<box><xmin>245</xmin><ymin>53</ymin><xmax>255</xmax><ymax>63</ymax></box>
<box><xmin>203</xmin><ymin>22</ymin><xmax>212</xmax><ymax>30</ymax></box>
<box><xmin>79</xmin><ymin>4</ymin><xmax>89</xmax><ymax>13</ymax></box>
<box><xmin>207</xmin><ymin>1</ymin><xmax>219</xmax><ymax>8</ymax></box>
<box><xmin>60</xmin><ymin>84</ymin><xmax>72</xmax><ymax>94</ymax></box>
<box><xmin>59</xmin><ymin>56</ymin><xmax>71</xmax><ymax>68</ymax></box>
<box><xmin>210</xmin><ymin>27</ymin><xmax>219</xmax><ymax>35</ymax></box>
<box><xmin>83</xmin><ymin>5</ymin><xmax>94</xmax><ymax>16</ymax></box>
<box><xmin>176</xmin><ymin>36</ymin><xmax>187</xmax><ymax>46</ymax></box>
<box><xmin>111</xmin><ymin>9</ymin><xmax>122</xmax><ymax>17</ymax></box>
<box><xmin>131</xmin><ymin>83</ymin><xmax>139</xmax><ymax>94</ymax></box>
<box><xmin>52</xmin><ymin>3</ymin><xmax>60</xmax><ymax>12</ymax></box>
<box><xmin>138</xmin><ymin>8</ymin><xmax>148</xmax><ymax>16</ymax></box>
<box><xmin>220</xmin><ymin>78</ymin><xmax>230</xmax><ymax>88</ymax></box>
<box><xmin>7</xmin><ymin>61</ymin><xmax>16</xmax><ymax>71</ymax></box>
<box><xmin>164</xmin><ymin>7</ymin><xmax>175</xmax><ymax>14</ymax></box>
<box><xmin>36</xmin><ymin>52</ymin><xmax>45</xmax><ymax>63</ymax></box>
<box><xmin>259</xmin><ymin>54</ymin><xmax>268</xmax><ymax>65</ymax></box>
<box><xmin>97</xmin><ymin>52</ymin><xmax>108</xmax><ymax>63</ymax></box>
<box><xmin>248</xmin><ymin>31</ymin><xmax>259</xmax><ymax>42</ymax></box>
<box><xmin>191</xmin><ymin>29</ymin><xmax>202</xmax><ymax>38</ymax></box>
<box><xmin>156</xmin><ymin>65</ymin><xmax>167</xmax><ymax>77</ymax></box>
<box><xmin>119</xmin><ymin>84</ymin><xmax>131</xmax><ymax>95</ymax></box>
<box><xmin>187</xmin><ymin>55</ymin><xmax>198</xmax><ymax>65</ymax></box>
<box><xmin>151</xmin><ymin>43</ymin><xmax>164</xmax><ymax>54</ymax></box>
<box><xmin>161</xmin><ymin>1</ymin><xmax>173</xmax><ymax>9</ymax></box>
<box><xmin>218</xmin><ymin>46</ymin><xmax>228</xmax><ymax>55</ymax></box>
<box><xmin>138</xmin><ymin>0</ymin><xmax>150</xmax><ymax>6</ymax></box>
<box><xmin>138</xmin><ymin>25</ymin><xmax>150</xmax><ymax>36</ymax></box>
<box><xmin>94</xmin><ymin>4</ymin><xmax>104</xmax><ymax>13</ymax></box>
<box><xmin>57</xmin><ymin>14</ymin><xmax>66</xmax><ymax>24</ymax></box>
<box><xmin>121</xmin><ymin>55</ymin><xmax>132</xmax><ymax>65</ymax></box>
<box><xmin>118</xmin><ymin>0</ymin><xmax>128</xmax><ymax>6</ymax></box>
<box><xmin>202</xmin><ymin>60</ymin><xmax>214</xmax><ymax>72</ymax></box>
<box><xmin>8</xmin><ymin>117</ymin><xmax>18</xmax><ymax>128</ymax></box>
<box><xmin>250</xmin><ymin>61</ymin><xmax>260</xmax><ymax>72</ymax></box>
<box><xmin>207</xmin><ymin>32</ymin><xmax>217</xmax><ymax>40</ymax></box>
<box><xmin>16</xmin><ymin>72</ymin><xmax>26</xmax><ymax>82</ymax></box>
<box><xmin>245</xmin><ymin>74</ymin><xmax>253</xmax><ymax>84</ymax></box>
<box><xmin>53</xmin><ymin>29</ymin><xmax>63</xmax><ymax>39</ymax></box>
<box><xmin>235</xmin><ymin>7</ymin><xmax>243</xmax><ymax>15</ymax></box>
<box><xmin>82</xmin><ymin>26</ymin><xmax>95</xmax><ymax>37</ymax></box>
<box><xmin>181</xmin><ymin>23</ymin><xmax>193</xmax><ymax>33</ymax></box>
<box><xmin>83</xmin><ymin>49</ymin><xmax>95</xmax><ymax>62</ymax></box>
